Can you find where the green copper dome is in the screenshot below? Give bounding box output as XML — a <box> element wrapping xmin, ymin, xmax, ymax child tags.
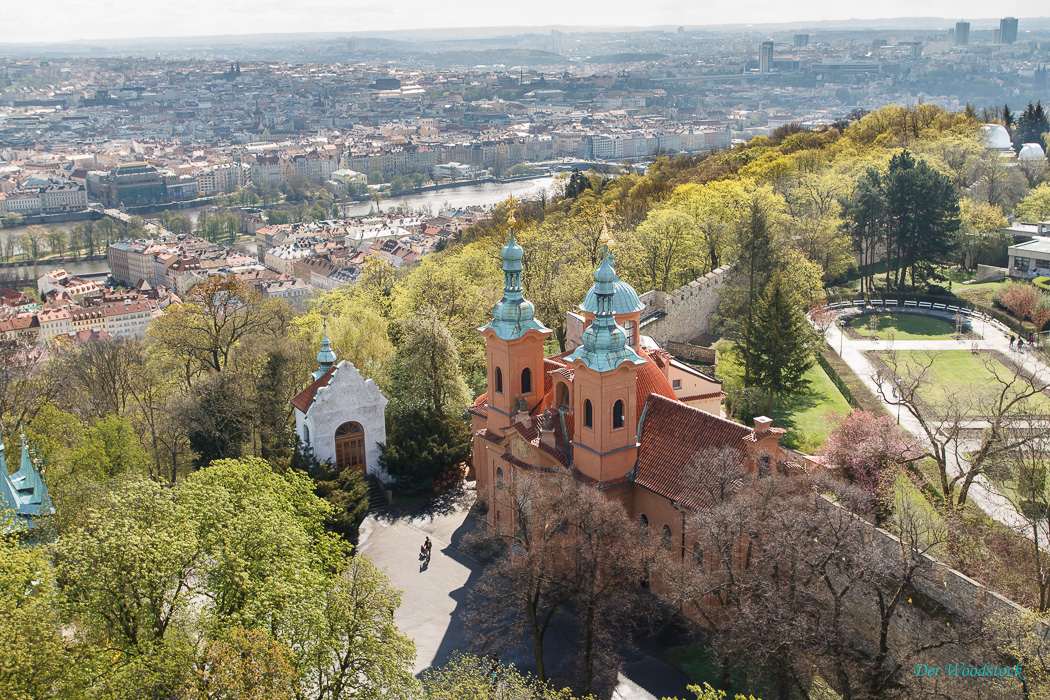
<box><xmin>580</xmin><ymin>252</ymin><xmax>645</xmax><ymax>315</ymax></box>
<box><xmin>481</xmin><ymin>230</ymin><xmax>551</xmax><ymax>341</ymax></box>
<box><xmin>568</xmin><ymin>248</ymin><xmax>645</xmax><ymax>372</ymax></box>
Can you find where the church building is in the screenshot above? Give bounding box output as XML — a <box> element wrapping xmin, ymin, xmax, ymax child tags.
<box><xmin>470</xmin><ymin>224</ymin><xmax>791</xmax><ymax>562</ymax></box>
<box><xmin>291</xmin><ymin>327</ymin><xmax>390</xmax><ymax>482</ymax></box>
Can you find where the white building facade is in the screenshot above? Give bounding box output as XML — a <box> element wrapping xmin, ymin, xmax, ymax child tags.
<box><xmin>290</xmin><ymin>333</ymin><xmax>389</xmax><ymax>483</ymax></box>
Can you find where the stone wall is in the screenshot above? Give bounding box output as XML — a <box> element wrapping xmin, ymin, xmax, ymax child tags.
<box><xmin>818</xmin><ymin>495</ymin><xmax>1039</xmax><ymax>699</ymax></box>
<box><xmin>638</xmin><ymin>265</ymin><xmax>730</xmax><ymax>345</ymax></box>
<box><xmin>664</xmin><ymin>341</ymin><xmax>717</xmax><ymax>364</ymax></box>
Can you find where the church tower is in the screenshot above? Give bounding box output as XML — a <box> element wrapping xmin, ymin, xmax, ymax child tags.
<box><xmin>479</xmin><ymin>211</ymin><xmax>552</xmax><ymax>421</ymax></box>
<box><xmin>568</xmin><ymin>241</ymin><xmax>645</xmax><ymax>484</ymax></box>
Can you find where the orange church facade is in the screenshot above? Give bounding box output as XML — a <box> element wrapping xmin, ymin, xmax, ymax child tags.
<box><xmin>469</xmin><ymin>227</ymin><xmax>792</xmax><ymax>572</ymax></box>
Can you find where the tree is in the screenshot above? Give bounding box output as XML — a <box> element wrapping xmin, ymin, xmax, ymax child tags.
<box><xmin>387</xmin><ymin>308</ymin><xmax>470</xmax><ymax>417</ymax></box>
<box><xmin>741</xmin><ymin>270</ymin><xmax>818</xmax><ymax>415</ymax></box>
<box><xmin>1017</xmin><ymin>183</ymin><xmax>1050</xmax><ymax>222</ymax></box>
<box><xmin>191</xmin><ymin>628</ymin><xmax>298</xmax><ymax>700</ymax></box>
<box><xmin>875</xmin><ymin>350</ymin><xmax>1049</xmax><ymax>508</ymax></box>
<box><xmin>148</xmin><ymin>275</ymin><xmax>289</xmax><ymax>379</ymax></box>
<box><xmin>719</xmin><ymin>190</ymin><xmax>782</xmax><ymax>386</ymax></box>
<box><xmin>379</xmin><ymin>409</ymin><xmax>471</xmax><ymax>494</ymax></box>
<box><xmin>883</xmin><ymin>150</ymin><xmax>960</xmax><ymax>289</ymax></box>
<box><xmin>467</xmin><ymin>473</ymin><xmax>654</xmax><ymax>693</ymax></box>
<box><xmin>995</xmin><ymin>280</ymin><xmax>1041</xmax><ymax>324</ymax></box>
<box><xmin>0</xmin><ymin>521</ymin><xmax>71</xmax><ymax>699</ymax></box>
<box><xmin>622</xmin><ymin>208</ymin><xmax>700</xmax><ymax>292</ymax></box>
<box><xmin>1013</xmin><ymin>101</ymin><xmax>1050</xmax><ymax>154</ymax></box>
<box><xmin>421</xmin><ymin>653</ymin><xmax>596</xmax><ymax>700</ymax></box>
<box><xmin>841</xmin><ymin>168</ymin><xmax>885</xmax><ymax>294</ymax></box>
<box><xmin>298</xmin><ymin>441</ymin><xmax>371</xmax><ymax>542</ymax></box>
<box><xmin>181</xmin><ymin>373</ymin><xmax>252</xmax><ymax>467</ymax></box>
<box><xmin>820</xmin><ymin>410</ymin><xmax>916</xmax><ymax>494</ymax></box>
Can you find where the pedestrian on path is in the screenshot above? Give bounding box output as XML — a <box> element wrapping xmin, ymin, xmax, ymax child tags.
<box><xmin>1010</xmin><ymin>335</ymin><xmax>1016</xmax><ymax>348</ymax></box>
<box><xmin>1019</xmin><ymin>338</ymin><xmax>1026</xmax><ymax>352</ymax></box>
<box><xmin>1030</xmin><ymin>332</ymin><xmax>1035</xmax><ymax>345</ymax></box>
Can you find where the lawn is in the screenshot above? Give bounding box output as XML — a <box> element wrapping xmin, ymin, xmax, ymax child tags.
<box><xmin>954</xmin><ymin>279</ymin><xmax>1008</xmax><ymax>308</ymax></box>
<box><xmin>716</xmin><ymin>341</ymin><xmax>852</xmax><ymax>453</ymax></box>
<box><xmin>883</xmin><ymin>349</ymin><xmax>1050</xmax><ymax>415</ymax></box>
<box><xmin>847</xmin><ymin>312</ymin><xmax>956</xmax><ymax>341</ymax></box>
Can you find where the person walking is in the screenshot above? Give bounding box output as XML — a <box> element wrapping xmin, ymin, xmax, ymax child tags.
<box><xmin>1010</xmin><ymin>335</ymin><xmax>1016</xmax><ymax>348</ymax></box>
<box><xmin>1030</xmin><ymin>332</ymin><xmax>1035</xmax><ymax>345</ymax></box>
<box><xmin>424</xmin><ymin>537</ymin><xmax>432</xmax><ymax>559</ymax></box>
<box><xmin>1019</xmin><ymin>338</ymin><xmax>1026</xmax><ymax>352</ymax></box>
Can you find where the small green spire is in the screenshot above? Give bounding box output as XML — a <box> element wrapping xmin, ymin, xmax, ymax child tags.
<box><xmin>314</xmin><ymin>322</ymin><xmax>337</xmax><ymax>380</ymax></box>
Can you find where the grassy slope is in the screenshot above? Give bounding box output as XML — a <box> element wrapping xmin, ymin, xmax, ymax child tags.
<box><xmin>716</xmin><ymin>341</ymin><xmax>852</xmax><ymax>453</ymax></box>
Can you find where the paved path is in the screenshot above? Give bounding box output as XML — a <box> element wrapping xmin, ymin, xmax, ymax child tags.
<box><xmin>357</xmin><ymin>485</ymin><xmax>691</xmax><ymax>699</ymax></box>
<box><xmin>826</xmin><ymin>309</ymin><xmax>1050</xmax><ymax>536</ymax></box>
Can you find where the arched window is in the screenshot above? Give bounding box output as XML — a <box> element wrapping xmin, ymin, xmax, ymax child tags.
<box><xmin>694</xmin><ymin>544</ymin><xmax>705</xmax><ymax>569</ymax></box>
<box><xmin>556</xmin><ymin>382</ymin><xmax>570</xmax><ymax>407</ymax></box>
<box><xmin>335</xmin><ymin>421</ymin><xmax>366</xmax><ymax>472</ymax></box>
<box><xmin>639</xmin><ymin>514</ymin><xmax>649</xmax><ymax>538</ymax></box>
<box><xmin>303</xmin><ymin>424</ymin><xmax>310</xmax><ymax>444</ymax></box>
<box><xmin>662</xmin><ymin>524</ymin><xmax>673</xmax><ymax>550</ymax></box>
<box><xmin>495</xmin><ymin>367</ymin><xmax>503</xmax><ymax>394</ymax></box>
<box><xmin>584</xmin><ymin>399</ymin><xmax>593</xmax><ymax>428</ymax></box>
<box><xmin>496</xmin><ymin>466</ymin><xmax>504</xmax><ymax>490</ymax></box>
<box><xmin>521</xmin><ymin>367</ymin><xmax>532</xmax><ymax>394</ymax></box>
<box><xmin>612</xmin><ymin>400</ymin><xmax>624</xmax><ymax>429</ymax></box>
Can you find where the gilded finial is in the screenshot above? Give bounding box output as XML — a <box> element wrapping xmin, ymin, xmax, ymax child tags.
<box><xmin>599</xmin><ymin>207</ymin><xmax>615</xmax><ymax>249</ymax></box>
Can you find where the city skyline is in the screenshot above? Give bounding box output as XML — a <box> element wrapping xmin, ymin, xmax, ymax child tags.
<box><xmin>9</xmin><ymin>3</ymin><xmax>1050</xmax><ymax>45</ymax></box>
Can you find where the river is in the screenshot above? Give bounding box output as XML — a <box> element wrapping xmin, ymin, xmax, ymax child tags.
<box><xmin>0</xmin><ymin>176</ymin><xmax>559</xmax><ymax>283</ymax></box>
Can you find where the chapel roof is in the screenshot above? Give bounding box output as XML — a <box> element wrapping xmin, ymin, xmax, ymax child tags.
<box><xmin>289</xmin><ymin>365</ymin><xmax>336</xmax><ymax>413</ymax></box>
<box><xmin>632</xmin><ymin>394</ymin><xmax>753</xmax><ymax>512</ymax></box>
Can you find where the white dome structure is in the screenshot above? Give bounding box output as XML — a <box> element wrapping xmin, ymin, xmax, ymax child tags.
<box><xmin>1019</xmin><ymin>143</ymin><xmax>1047</xmax><ymax>161</ymax></box>
<box><xmin>980</xmin><ymin>124</ymin><xmax>1013</xmax><ymax>151</ymax></box>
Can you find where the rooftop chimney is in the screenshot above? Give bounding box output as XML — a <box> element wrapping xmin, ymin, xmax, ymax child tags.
<box><xmin>754</xmin><ymin>416</ymin><xmax>773</xmax><ymax>434</ymax></box>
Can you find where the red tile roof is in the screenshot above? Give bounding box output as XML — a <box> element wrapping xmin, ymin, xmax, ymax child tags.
<box><xmin>634</xmin><ymin>347</ymin><xmax>678</xmax><ymax>414</ymax></box>
<box><xmin>632</xmin><ymin>394</ymin><xmax>753</xmax><ymax>512</ymax></box>
<box><xmin>289</xmin><ymin>366</ymin><xmax>336</xmax><ymax>413</ymax></box>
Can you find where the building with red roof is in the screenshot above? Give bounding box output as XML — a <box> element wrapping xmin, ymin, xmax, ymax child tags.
<box><xmin>471</xmin><ymin>225</ymin><xmax>789</xmax><ymax>593</ymax></box>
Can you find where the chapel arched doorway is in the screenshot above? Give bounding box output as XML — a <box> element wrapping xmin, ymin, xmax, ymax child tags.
<box><xmin>335</xmin><ymin>421</ymin><xmax>366</xmax><ymax>473</ymax></box>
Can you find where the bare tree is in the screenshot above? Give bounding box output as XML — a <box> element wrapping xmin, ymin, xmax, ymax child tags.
<box><xmin>874</xmin><ymin>349</ymin><xmax>1049</xmax><ymax>508</ymax></box>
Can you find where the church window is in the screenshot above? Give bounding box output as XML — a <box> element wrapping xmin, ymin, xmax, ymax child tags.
<box><xmin>303</xmin><ymin>425</ymin><xmax>310</xmax><ymax>444</ymax></box>
<box><xmin>495</xmin><ymin>367</ymin><xmax>503</xmax><ymax>394</ymax></box>
<box><xmin>639</xmin><ymin>514</ymin><xmax>649</xmax><ymax>538</ymax></box>
<box><xmin>758</xmin><ymin>454</ymin><xmax>771</xmax><ymax>477</ymax></box>
<box><xmin>662</xmin><ymin>524</ymin><xmax>673</xmax><ymax>550</ymax></box>
<box><xmin>556</xmin><ymin>382</ymin><xmax>570</xmax><ymax>407</ymax></box>
<box><xmin>521</xmin><ymin>367</ymin><xmax>532</xmax><ymax>394</ymax></box>
<box><xmin>612</xmin><ymin>400</ymin><xmax>624</xmax><ymax>429</ymax></box>
<box><xmin>584</xmin><ymin>399</ymin><xmax>593</xmax><ymax>428</ymax></box>
<box><xmin>694</xmin><ymin>544</ymin><xmax>705</xmax><ymax>568</ymax></box>
<box><xmin>496</xmin><ymin>467</ymin><xmax>504</xmax><ymax>490</ymax></box>
<box><xmin>334</xmin><ymin>421</ymin><xmax>366</xmax><ymax>472</ymax></box>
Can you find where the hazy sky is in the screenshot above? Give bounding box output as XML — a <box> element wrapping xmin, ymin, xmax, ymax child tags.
<box><xmin>8</xmin><ymin>1</ymin><xmax>1048</xmax><ymax>44</ymax></box>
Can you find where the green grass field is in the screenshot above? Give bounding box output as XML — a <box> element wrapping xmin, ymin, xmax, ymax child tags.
<box><xmin>847</xmin><ymin>312</ymin><xmax>956</xmax><ymax>340</ymax></box>
<box><xmin>716</xmin><ymin>341</ymin><xmax>852</xmax><ymax>452</ymax></box>
<box><xmin>887</xmin><ymin>350</ymin><xmax>1050</xmax><ymax>414</ymax></box>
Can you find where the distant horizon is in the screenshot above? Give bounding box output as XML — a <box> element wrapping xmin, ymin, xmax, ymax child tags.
<box><xmin>6</xmin><ymin>4</ymin><xmax>1050</xmax><ymax>46</ymax></box>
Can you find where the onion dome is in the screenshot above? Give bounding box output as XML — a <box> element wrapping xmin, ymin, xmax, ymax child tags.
<box><xmin>481</xmin><ymin>227</ymin><xmax>552</xmax><ymax>340</ymax></box>
<box><xmin>568</xmin><ymin>246</ymin><xmax>645</xmax><ymax>372</ymax></box>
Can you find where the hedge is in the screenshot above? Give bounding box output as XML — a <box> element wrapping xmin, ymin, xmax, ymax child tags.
<box><xmin>817</xmin><ymin>343</ymin><xmax>891</xmax><ymax>418</ymax></box>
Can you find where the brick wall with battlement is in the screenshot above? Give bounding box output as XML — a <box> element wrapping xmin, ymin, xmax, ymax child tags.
<box><xmin>638</xmin><ymin>265</ymin><xmax>730</xmax><ymax>346</ymax></box>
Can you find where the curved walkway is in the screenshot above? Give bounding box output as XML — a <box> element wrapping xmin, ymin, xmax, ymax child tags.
<box><xmin>825</xmin><ymin>307</ymin><xmax>1050</xmax><ymax>537</ymax></box>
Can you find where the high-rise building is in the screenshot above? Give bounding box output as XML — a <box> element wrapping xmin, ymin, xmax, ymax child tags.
<box><xmin>794</xmin><ymin>33</ymin><xmax>809</xmax><ymax>48</ymax></box>
<box><xmin>955</xmin><ymin>21</ymin><xmax>970</xmax><ymax>46</ymax></box>
<box><xmin>1000</xmin><ymin>17</ymin><xmax>1018</xmax><ymax>44</ymax></box>
<box><xmin>759</xmin><ymin>41</ymin><xmax>774</xmax><ymax>73</ymax></box>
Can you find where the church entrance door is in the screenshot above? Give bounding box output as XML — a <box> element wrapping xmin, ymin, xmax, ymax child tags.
<box><xmin>335</xmin><ymin>421</ymin><xmax>366</xmax><ymax>473</ymax></box>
